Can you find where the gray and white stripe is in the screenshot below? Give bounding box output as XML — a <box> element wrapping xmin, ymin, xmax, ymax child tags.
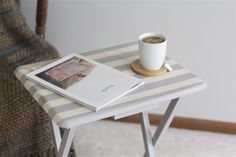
<box><xmin>14</xmin><ymin>42</ymin><xmax>206</xmax><ymax>127</ymax></box>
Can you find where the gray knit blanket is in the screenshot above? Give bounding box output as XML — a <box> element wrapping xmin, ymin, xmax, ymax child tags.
<box><xmin>0</xmin><ymin>0</ymin><xmax>60</xmax><ymax>156</ymax></box>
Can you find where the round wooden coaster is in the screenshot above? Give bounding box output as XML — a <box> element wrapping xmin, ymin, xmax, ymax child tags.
<box><xmin>131</xmin><ymin>59</ymin><xmax>167</xmax><ymax>77</ymax></box>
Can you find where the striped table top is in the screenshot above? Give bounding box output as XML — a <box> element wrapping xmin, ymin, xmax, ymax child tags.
<box><xmin>15</xmin><ymin>41</ymin><xmax>207</xmax><ymax>129</ymax></box>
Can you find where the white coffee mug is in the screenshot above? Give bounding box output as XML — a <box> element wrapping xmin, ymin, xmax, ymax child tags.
<box><xmin>139</xmin><ymin>33</ymin><xmax>167</xmax><ymax>70</ymax></box>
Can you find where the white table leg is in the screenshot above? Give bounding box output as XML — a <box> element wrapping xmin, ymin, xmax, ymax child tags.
<box><xmin>51</xmin><ymin>120</ymin><xmax>62</xmax><ymax>152</ymax></box>
<box><xmin>51</xmin><ymin>121</ymin><xmax>76</xmax><ymax>157</ymax></box>
<box><xmin>140</xmin><ymin>112</ymin><xmax>156</xmax><ymax>157</ymax></box>
<box><xmin>57</xmin><ymin>128</ymin><xmax>76</xmax><ymax>157</ymax></box>
<box><xmin>141</xmin><ymin>98</ymin><xmax>179</xmax><ymax>157</ymax></box>
<box><xmin>152</xmin><ymin>98</ymin><xmax>179</xmax><ymax>146</ymax></box>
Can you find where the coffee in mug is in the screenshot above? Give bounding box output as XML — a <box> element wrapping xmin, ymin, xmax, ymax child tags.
<box><xmin>139</xmin><ymin>33</ymin><xmax>167</xmax><ymax>70</ymax></box>
<box><xmin>142</xmin><ymin>36</ymin><xmax>165</xmax><ymax>44</ymax></box>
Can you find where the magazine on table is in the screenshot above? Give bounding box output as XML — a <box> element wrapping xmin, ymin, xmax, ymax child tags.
<box><xmin>26</xmin><ymin>53</ymin><xmax>144</xmax><ymax>111</ymax></box>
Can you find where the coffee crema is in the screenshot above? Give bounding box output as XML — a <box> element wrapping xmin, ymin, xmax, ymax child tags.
<box><xmin>142</xmin><ymin>36</ymin><xmax>165</xmax><ymax>44</ymax></box>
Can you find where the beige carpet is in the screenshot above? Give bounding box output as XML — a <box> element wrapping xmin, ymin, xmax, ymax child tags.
<box><xmin>73</xmin><ymin>120</ymin><xmax>236</xmax><ymax>157</ymax></box>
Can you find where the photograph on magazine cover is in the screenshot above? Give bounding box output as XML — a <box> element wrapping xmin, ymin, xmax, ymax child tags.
<box><xmin>36</xmin><ymin>56</ymin><xmax>96</xmax><ymax>89</ymax></box>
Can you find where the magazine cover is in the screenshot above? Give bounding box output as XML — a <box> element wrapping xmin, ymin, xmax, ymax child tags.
<box><xmin>26</xmin><ymin>53</ymin><xmax>144</xmax><ymax>111</ymax></box>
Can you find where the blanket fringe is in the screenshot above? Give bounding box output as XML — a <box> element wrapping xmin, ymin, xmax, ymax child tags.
<box><xmin>23</xmin><ymin>146</ymin><xmax>76</xmax><ymax>157</ymax></box>
<box><xmin>24</xmin><ymin>147</ymin><xmax>55</xmax><ymax>157</ymax></box>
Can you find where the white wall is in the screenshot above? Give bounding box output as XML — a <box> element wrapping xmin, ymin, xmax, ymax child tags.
<box><xmin>21</xmin><ymin>0</ymin><xmax>236</xmax><ymax>123</ymax></box>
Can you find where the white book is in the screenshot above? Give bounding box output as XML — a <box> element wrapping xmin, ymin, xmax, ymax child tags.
<box><xmin>26</xmin><ymin>53</ymin><xmax>144</xmax><ymax>111</ymax></box>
